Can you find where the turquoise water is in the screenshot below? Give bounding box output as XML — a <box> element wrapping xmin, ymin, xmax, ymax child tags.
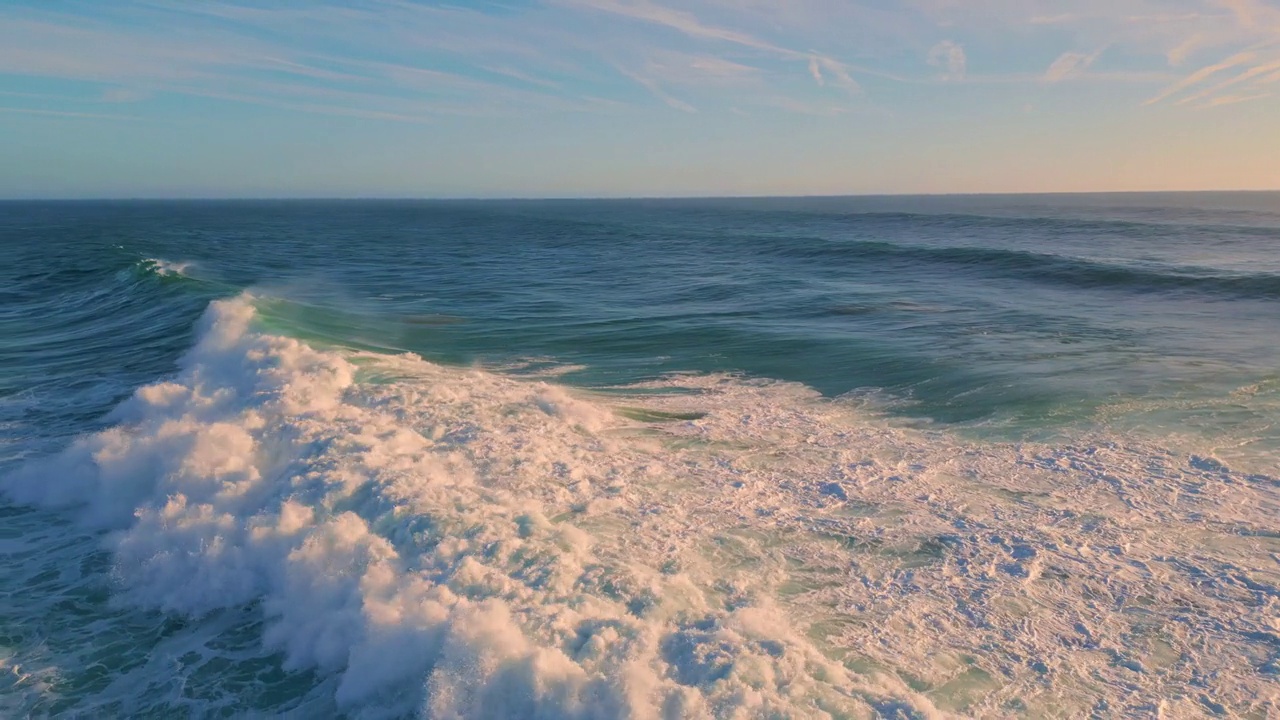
<box><xmin>2</xmin><ymin>194</ymin><xmax>1279</xmax><ymax>717</ymax></box>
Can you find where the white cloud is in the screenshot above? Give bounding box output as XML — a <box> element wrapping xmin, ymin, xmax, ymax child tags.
<box><xmin>643</xmin><ymin>50</ymin><xmax>761</xmax><ymax>85</ymax></box>
<box><xmin>1042</xmin><ymin>50</ymin><xmax>1101</xmax><ymax>82</ymax></box>
<box><xmin>927</xmin><ymin>40</ymin><xmax>967</xmax><ymax>80</ymax></box>
<box><xmin>1145</xmin><ymin>48</ymin><xmax>1260</xmax><ymax>103</ymax></box>
<box><xmin>808</xmin><ymin>55</ymin><xmax>860</xmax><ymax>91</ymax></box>
<box><xmin>1177</xmin><ymin>56</ymin><xmax>1280</xmax><ymax>102</ymax></box>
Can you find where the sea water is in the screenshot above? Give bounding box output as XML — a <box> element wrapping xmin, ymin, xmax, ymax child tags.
<box><xmin>2</xmin><ymin>194</ymin><xmax>1278</xmax><ymax>718</ymax></box>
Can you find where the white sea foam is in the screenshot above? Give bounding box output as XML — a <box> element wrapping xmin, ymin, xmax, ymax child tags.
<box><xmin>141</xmin><ymin>258</ymin><xmax>194</xmax><ymax>277</ymax></box>
<box><xmin>4</xmin><ymin>294</ymin><xmax>1280</xmax><ymax>717</ymax></box>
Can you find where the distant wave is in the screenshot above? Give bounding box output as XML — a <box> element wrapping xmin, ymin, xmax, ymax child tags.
<box><xmin>788</xmin><ymin>210</ymin><xmax>1280</xmax><ymax>239</ymax></box>
<box><xmin>773</xmin><ymin>239</ymin><xmax>1280</xmax><ymax>299</ymax></box>
<box><xmin>137</xmin><ymin>257</ymin><xmax>195</xmax><ymax>278</ymax></box>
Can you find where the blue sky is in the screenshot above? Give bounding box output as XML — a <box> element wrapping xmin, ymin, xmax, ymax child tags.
<box><xmin>2</xmin><ymin>0</ymin><xmax>1278</xmax><ymax>197</ymax></box>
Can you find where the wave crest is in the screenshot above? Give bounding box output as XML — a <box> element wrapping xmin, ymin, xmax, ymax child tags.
<box><xmin>138</xmin><ymin>258</ymin><xmax>195</xmax><ymax>278</ymax></box>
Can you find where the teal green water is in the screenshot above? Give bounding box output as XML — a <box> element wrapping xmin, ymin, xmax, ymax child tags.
<box><xmin>2</xmin><ymin>195</ymin><xmax>1279</xmax><ymax>718</ymax></box>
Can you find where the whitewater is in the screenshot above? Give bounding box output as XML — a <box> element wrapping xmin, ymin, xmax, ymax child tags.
<box><xmin>3</xmin><ymin>195</ymin><xmax>1279</xmax><ymax>717</ymax></box>
<box><xmin>1</xmin><ymin>291</ymin><xmax>1275</xmax><ymax>718</ymax></box>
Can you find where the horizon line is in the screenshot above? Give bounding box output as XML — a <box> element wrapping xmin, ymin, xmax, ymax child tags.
<box><xmin>3</xmin><ymin>188</ymin><xmax>1280</xmax><ymax>202</ymax></box>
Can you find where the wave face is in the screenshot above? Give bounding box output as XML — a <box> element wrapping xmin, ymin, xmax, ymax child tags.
<box><xmin>2</xmin><ymin>194</ymin><xmax>1280</xmax><ymax>717</ymax></box>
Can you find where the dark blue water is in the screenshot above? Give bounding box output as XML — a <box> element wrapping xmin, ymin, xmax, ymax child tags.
<box><xmin>9</xmin><ymin>195</ymin><xmax>1280</xmax><ymax>429</ymax></box>
<box><xmin>2</xmin><ymin>194</ymin><xmax>1279</xmax><ymax>718</ymax></box>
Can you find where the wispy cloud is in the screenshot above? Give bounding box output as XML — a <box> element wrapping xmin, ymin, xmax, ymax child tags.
<box><xmin>555</xmin><ymin>0</ymin><xmax>865</xmax><ymax>101</ymax></box>
<box><xmin>480</xmin><ymin>66</ymin><xmax>565</xmax><ymax>91</ymax></box>
<box><xmin>1166</xmin><ymin>34</ymin><xmax>1205</xmax><ymax>66</ymax></box>
<box><xmin>807</xmin><ymin>55</ymin><xmax>860</xmax><ymax>91</ymax></box>
<box><xmin>554</xmin><ymin>0</ymin><xmax>792</xmax><ymax>55</ymax></box>
<box><xmin>0</xmin><ymin>6</ymin><xmax>623</xmax><ymax>122</ymax></box>
<box><xmin>1145</xmin><ymin>47</ymin><xmax>1275</xmax><ymax>104</ymax></box>
<box><xmin>615</xmin><ymin>66</ymin><xmax>697</xmax><ymax>112</ymax></box>
<box><xmin>1043</xmin><ymin>50</ymin><xmax>1103</xmax><ymax>83</ymax></box>
<box><xmin>1176</xmin><ymin>56</ymin><xmax>1280</xmax><ymax>103</ymax></box>
<box><xmin>751</xmin><ymin>95</ymin><xmax>852</xmax><ymax>116</ymax></box>
<box><xmin>100</xmin><ymin>87</ymin><xmax>150</xmax><ymax>103</ymax></box>
<box><xmin>0</xmin><ymin>106</ymin><xmax>139</xmax><ymax>120</ymax></box>
<box><xmin>1200</xmin><ymin>90</ymin><xmax>1271</xmax><ymax>106</ymax></box>
<box><xmin>0</xmin><ymin>0</ymin><xmax>1274</xmax><ymax>125</ymax></box>
<box><xmin>1216</xmin><ymin>0</ymin><xmax>1280</xmax><ymax>31</ymax></box>
<box><xmin>927</xmin><ymin>40</ymin><xmax>967</xmax><ymax>81</ymax></box>
<box><xmin>808</xmin><ymin>56</ymin><xmax>825</xmax><ymax>85</ymax></box>
<box><xmin>638</xmin><ymin>49</ymin><xmax>762</xmax><ymax>87</ymax></box>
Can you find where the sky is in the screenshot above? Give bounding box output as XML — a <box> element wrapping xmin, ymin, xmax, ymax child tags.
<box><xmin>1</xmin><ymin>0</ymin><xmax>1279</xmax><ymax>198</ymax></box>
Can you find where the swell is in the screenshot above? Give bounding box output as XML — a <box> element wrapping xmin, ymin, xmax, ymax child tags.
<box><xmin>769</xmin><ymin>238</ymin><xmax>1280</xmax><ymax>299</ymax></box>
<box><xmin>0</xmin><ymin>257</ymin><xmax>220</xmax><ymax>452</ymax></box>
<box><xmin>2</xmin><ymin>257</ymin><xmax>209</xmax><ymax>336</ymax></box>
<box><xmin>771</xmin><ymin>209</ymin><xmax>1280</xmax><ymax>239</ymax></box>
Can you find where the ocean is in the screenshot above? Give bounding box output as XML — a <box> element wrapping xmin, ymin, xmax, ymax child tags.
<box><xmin>1</xmin><ymin>193</ymin><xmax>1278</xmax><ymax>718</ymax></box>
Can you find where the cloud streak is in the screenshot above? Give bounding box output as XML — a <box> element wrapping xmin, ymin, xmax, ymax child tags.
<box><xmin>0</xmin><ymin>0</ymin><xmax>1275</xmax><ymax>124</ymax></box>
<box><xmin>1200</xmin><ymin>90</ymin><xmax>1271</xmax><ymax>106</ymax></box>
<box><xmin>555</xmin><ymin>0</ymin><xmax>793</xmax><ymax>55</ymax></box>
<box><xmin>1146</xmin><ymin>45</ymin><xmax>1280</xmax><ymax>106</ymax></box>
<box><xmin>0</xmin><ymin>106</ymin><xmax>140</xmax><ymax>120</ymax></box>
<box><xmin>1042</xmin><ymin>50</ymin><xmax>1103</xmax><ymax>83</ymax></box>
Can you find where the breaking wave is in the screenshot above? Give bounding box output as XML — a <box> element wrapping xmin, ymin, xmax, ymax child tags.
<box><xmin>3</xmin><ymin>295</ymin><xmax>1279</xmax><ymax>717</ymax></box>
<box><xmin>138</xmin><ymin>258</ymin><xmax>195</xmax><ymax>279</ymax></box>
